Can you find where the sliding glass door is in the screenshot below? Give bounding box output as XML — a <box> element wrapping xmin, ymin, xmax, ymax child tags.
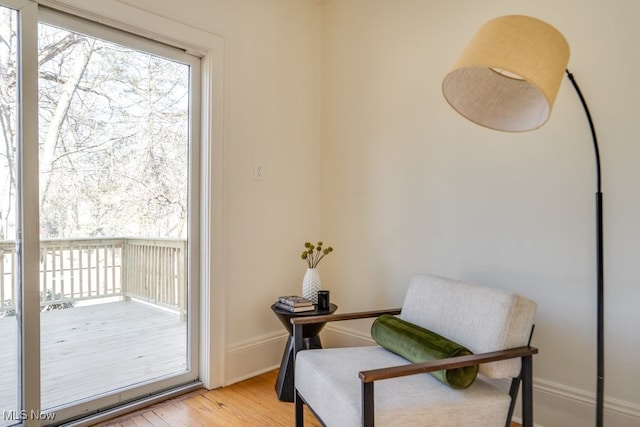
<box><xmin>0</xmin><ymin>5</ymin><xmax>21</xmax><ymax>425</ymax></box>
<box><xmin>1</xmin><ymin>3</ymin><xmax>200</xmax><ymax>424</ymax></box>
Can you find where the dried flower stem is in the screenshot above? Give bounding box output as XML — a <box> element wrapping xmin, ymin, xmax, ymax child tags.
<box><xmin>301</xmin><ymin>241</ymin><xmax>334</xmax><ymax>268</ymax></box>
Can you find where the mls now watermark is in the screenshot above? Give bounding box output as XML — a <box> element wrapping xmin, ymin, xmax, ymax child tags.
<box><xmin>3</xmin><ymin>410</ymin><xmax>56</xmax><ymax>422</ymax></box>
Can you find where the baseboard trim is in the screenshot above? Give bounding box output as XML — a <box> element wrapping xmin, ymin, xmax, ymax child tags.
<box><xmin>322</xmin><ymin>323</ymin><xmax>375</xmax><ymax>347</ymax></box>
<box><xmin>534</xmin><ymin>377</ymin><xmax>640</xmax><ymax>421</ymax></box>
<box><xmin>225</xmin><ymin>331</ymin><xmax>287</xmax><ymax>385</ymax></box>
<box><xmin>224</xmin><ymin>325</ymin><xmax>640</xmax><ymax>426</ymax></box>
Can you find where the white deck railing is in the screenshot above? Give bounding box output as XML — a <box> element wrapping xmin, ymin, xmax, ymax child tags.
<box><xmin>0</xmin><ymin>237</ymin><xmax>187</xmax><ymax>319</ymax></box>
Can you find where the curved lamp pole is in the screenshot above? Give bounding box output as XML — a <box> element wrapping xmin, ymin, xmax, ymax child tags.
<box><xmin>442</xmin><ymin>15</ymin><xmax>604</xmax><ymax>427</ymax></box>
<box><xmin>566</xmin><ymin>70</ymin><xmax>604</xmax><ymax>426</ymax></box>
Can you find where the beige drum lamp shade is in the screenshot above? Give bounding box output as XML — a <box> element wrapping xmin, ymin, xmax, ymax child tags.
<box><xmin>442</xmin><ymin>15</ymin><xmax>570</xmax><ymax>132</ymax></box>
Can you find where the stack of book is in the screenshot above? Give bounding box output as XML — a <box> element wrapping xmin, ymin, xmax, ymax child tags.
<box><xmin>275</xmin><ymin>295</ymin><xmax>315</xmax><ymax>312</ymax></box>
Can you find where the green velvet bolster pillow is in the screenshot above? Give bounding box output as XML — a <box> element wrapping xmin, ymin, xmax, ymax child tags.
<box><xmin>371</xmin><ymin>314</ymin><xmax>478</xmax><ymax>389</ymax></box>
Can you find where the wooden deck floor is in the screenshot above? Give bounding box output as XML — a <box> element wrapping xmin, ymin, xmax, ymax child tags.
<box><xmin>0</xmin><ymin>301</ymin><xmax>187</xmax><ymax>411</ymax></box>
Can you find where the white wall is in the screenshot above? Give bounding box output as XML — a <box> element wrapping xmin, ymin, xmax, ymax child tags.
<box><xmin>48</xmin><ymin>0</ymin><xmax>639</xmax><ymax>425</ymax></box>
<box><xmin>320</xmin><ymin>1</ymin><xmax>640</xmax><ymax>426</ymax></box>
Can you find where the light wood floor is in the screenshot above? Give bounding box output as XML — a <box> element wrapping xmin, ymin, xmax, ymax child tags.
<box><xmin>94</xmin><ymin>370</ymin><xmax>321</xmax><ymax>427</ymax></box>
<box><xmin>95</xmin><ymin>370</ymin><xmax>522</xmax><ymax>426</ymax></box>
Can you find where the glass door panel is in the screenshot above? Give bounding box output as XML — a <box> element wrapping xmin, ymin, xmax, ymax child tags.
<box><xmin>0</xmin><ymin>6</ymin><xmax>19</xmax><ymax>426</ymax></box>
<box><xmin>37</xmin><ymin>19</ymin><xmax>193</xmax><ymax>411</ymax></box>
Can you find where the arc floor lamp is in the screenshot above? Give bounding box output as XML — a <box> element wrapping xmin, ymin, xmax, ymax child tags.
<box><xmin>442</xmin><ymin>15</ymin><xmax>604</xmax><ymax>427</ymax></box>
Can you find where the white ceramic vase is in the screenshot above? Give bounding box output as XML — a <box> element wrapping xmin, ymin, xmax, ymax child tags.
<box><xmin>302</xmin><ymin>268</ymin><xmax>321</xmax><ymax>304</ymax></box>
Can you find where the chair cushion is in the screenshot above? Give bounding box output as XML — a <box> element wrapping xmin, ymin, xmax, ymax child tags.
<box><xmin>400</xmin><ymin>274</ymin><xmax>537</xmax><ymax>378</ymax></box>
<box><xmin>295</xmin><ymin>346</ymin><xmax>511</xmax><ymax>427</ymax></box>
<box><xmin>371</xmin><ymin>314</ymin><xmax>478</xmax><ymax>389</ymax></box>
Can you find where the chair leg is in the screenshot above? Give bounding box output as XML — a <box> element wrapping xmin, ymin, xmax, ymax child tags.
<box><xmin>295</xmin><ymin>390</ymin><xmax>305</xmax><ymax>427</ymax></box>
<box><xmin>362</xmin><ymin>381</ymin><xmax>374</xmax><ymax>427</ymax></box>
<box><xmin>521</xmin><ymin>355</ymin><xmax>534</xmax><ymax>427</ymax></box>
<box><xmin>505</xmin><ymin>376</ymin><xmax>521</xmax><ymax>427</ymax></box>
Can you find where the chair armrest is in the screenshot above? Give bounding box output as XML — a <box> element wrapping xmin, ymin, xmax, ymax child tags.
<box><xmin>359</xmin><ymin>346</ymin><xmax>538</xmax><ymax>383</ymax></box>
<box><xmin>290</xmin><ymin>308</ymin><xmax>402</xmax><ymax>326</ymax></box>
<box><xmin>357</xmin><ymin>346</ymin><xmax>538</xmax><ymax>427</ymax></box>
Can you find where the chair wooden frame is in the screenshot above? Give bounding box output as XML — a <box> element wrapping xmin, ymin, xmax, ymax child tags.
<box><xmin>292</xmin><ymin>309</ymin><xmax>538</xmax><ymax>427</ymax></box>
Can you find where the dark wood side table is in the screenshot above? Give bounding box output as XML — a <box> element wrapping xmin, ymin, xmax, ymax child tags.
<box><xmin>271</xmin><ymin>303</ymin><xmax>338</xmax><ymax>402</ymax></box>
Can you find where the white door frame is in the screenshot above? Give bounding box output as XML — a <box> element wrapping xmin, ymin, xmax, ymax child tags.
<box><xmin>4</xmin><ymin>0</ymin><xmax>225</xmax><ymax>422</ymax></box>
<box><xmin>32</xmin><ymin>0</ymin><xmax>228</xmax><ymax>391</ymax></box>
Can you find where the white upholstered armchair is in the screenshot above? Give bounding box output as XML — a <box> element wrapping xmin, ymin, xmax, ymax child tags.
<box><xmin>292</xmin><ymin>274</ymin><xmax>538</xmax><ymax>426</ymax></box>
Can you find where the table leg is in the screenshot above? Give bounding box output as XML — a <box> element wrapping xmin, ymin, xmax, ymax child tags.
<box><xmin>275</xmin><ymin>335</ymin><xmax>322</xmax><ymax>402</ymax></box>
